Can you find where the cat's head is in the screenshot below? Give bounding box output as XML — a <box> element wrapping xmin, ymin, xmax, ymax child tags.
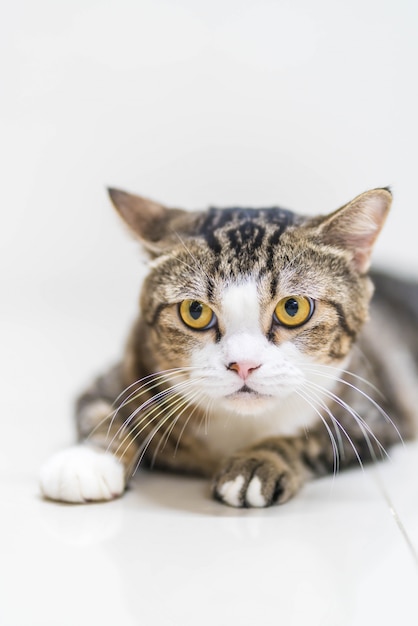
<box><xmin>109</xmin><ymin>187</ymin><xmax>391</xmax><ymax>418</ymax></box>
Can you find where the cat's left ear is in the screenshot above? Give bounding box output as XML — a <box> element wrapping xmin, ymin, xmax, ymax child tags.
<box><xmin>314</xmin><ymin>188</ymin><xmax>392</xmax><ymax>273</ymax></box>
<box><xmin>107</xmin><ymin>188</ymin><xmax>189</xmax><ymax>255</ymax></box>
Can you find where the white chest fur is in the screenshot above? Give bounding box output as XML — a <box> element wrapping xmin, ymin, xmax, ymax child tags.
<box><xmin>193</xmin><ymin>392</ymin><xmax>319</xmax><ymax>459</ymax></box>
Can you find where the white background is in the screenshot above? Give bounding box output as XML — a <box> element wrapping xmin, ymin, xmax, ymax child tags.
<box><xmin>1</xmin><ymin>2</ymin><xmax>418</xmax><ymax>625</ymax></box>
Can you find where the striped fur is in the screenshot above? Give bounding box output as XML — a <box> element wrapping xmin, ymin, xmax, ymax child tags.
<box><xmin>40</xmin><ymin>188</ymin><xmax>418</xmax><ymax>506</ymax></box>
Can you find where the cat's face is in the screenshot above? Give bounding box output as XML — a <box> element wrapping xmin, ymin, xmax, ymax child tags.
<box><xmin>109</xmin><ymin>188</ymin><xmax>391</xmax><ymax>421</ymax></box>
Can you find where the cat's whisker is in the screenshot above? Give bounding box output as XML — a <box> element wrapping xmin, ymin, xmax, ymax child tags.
<box><xmin>117</xmin><ymin>376</ymin><xmax>200</xmax><ymax>434</ymax></box>
<box><xmin>112</xmin><ymin>394</ymin><xmax>198</xmax><ymax>456</ymax></box>
<box><xmin>165</xmin><ymin>392</ymin><xmax>202</xmax><ymax>453</ymax></box>
<box><xmin>298</xmin><ymin>386</ymin><xmax>365</xmax><ymax>469</ymax></box>
<box><xmin>112</xmin><ymin>367</ymin><xmax>197</xmax><ymax>408</ymax></box>
<box><xmin>86</xmin><ymin>406</ymin><xmax>119</xmax><ymax>441</ymax></box>
<box><xmin>173</xmin><ymin>395</ymin><xmax>204</xmax><ymax>455</ymax></box>
<box><xmin>303</xmin><ymin>368</ymin><xmax>405</xmax><ymax>446</ymax></box>
<box><xmin>298</xmin><ymin>385</ymin><xmax>346</xmax><ymax>463</ymax></box>
<box><xmin>128</xmin><ymin>414</ymin><xmax>174</xmax><ymax>477</ymax></box>
<box><xmin>116</xmin><ymin>398</ymin><xmax>182</xmax><ymax>464</ymax></box>
<box><xmin>305</xmin><ymin>380</ymin><xmax>390</xmax><ymax>463</ymax></box>
<box><xmin>108</xmin><ymin>388</ymin><xmax>176</xmax><ymax>450</ymax></box>
<box><xmin>114</xmin><ymin>379</ymin><xmax>205</xmax><ymax>459</ymax></box>
<box><xmin>106</xmin><ymin>371</ymin><xmax>191</xmax><ymax>439</ymax></box>
<box><xmin>153</xmin><ymin>387</ymin><xmax>202</xmax><ymax>449</ymax></box>
<box><xmin>129</xmin><ymin>387</ymin><xmax>203</xmax><ymax>476</ymax></box>
<box><xmin>150</xmin><ymin>389</ymin><xmax>202</xmax><ymax>467</ymax></box>
<box><xmin>114</xmin><ymin>367</ymin><xmax>203</xmax><ymax>415</ymax></box>
<box><xmin>115</xmin><ymin>373</ymin><xmax>190</xmax><ymax>426</ymax></box>
<box><xmin>204</xmin><ymin>398</ymin><xmax>215</xmax><ymax>437</ymax></box>
<box><xmin>295</xmin><ymin>389</ymin><xmax>341</xmax><ymax>476</ymax></box>
<box><xmin>85</xmin><ymin>369</ymin><xmax>197</xmax><ymax>442</ymax></box>
<box><xmin>197</xmin><ymin>398</ymin><xmax>212</xmax><ymax>435</ymax></box>
<box><xmin>303</xmin><ymin>363</ymin><xmax>386</xmax><ymax>399</ymax></box>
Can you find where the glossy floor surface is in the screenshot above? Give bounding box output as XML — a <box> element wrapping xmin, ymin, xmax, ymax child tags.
<box><xmin>3</xmin><ymin>450</ymin><xmax>418</xmax><ymax>626</ymax></box>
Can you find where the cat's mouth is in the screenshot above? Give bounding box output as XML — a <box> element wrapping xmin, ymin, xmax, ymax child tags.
<box><xmin>239</xmin><ymin>384</ymin><xmax>255</xmax><ymax>394</ymax></box>
<box><xmin>229</xmin><ymin>385</ymin><xmax>271</xmax><ymax>399</ymax></box>
<box><xmin>221</xmin><ymin>385</ymin><xmax>275</xmax><ymax>415</ymax></box>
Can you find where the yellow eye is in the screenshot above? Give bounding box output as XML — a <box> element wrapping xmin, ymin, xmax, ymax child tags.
<box><xmin>179</xmin><ymin>300</ymin><xmax>215</xmax><ymax>330</ymax></box>
<box><xmin>274</xmin><ymin>296</ymin><xmax>314</xmax><ymax>328</ymax></box>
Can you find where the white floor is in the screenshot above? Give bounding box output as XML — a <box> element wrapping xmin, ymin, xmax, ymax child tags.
<box><xmin>2</xmin><ymin>450</ymin><xmax>418</xmax><ymax>626</ymax></box>
<box><xmin>2</xmin><ymin>287</ymin><xmax>418</xmax><ymax>626</ymax></box>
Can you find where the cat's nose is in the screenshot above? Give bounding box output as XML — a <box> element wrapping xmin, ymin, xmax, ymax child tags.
<box><xmin>227</xmin><ymin>361</ymin><xmax>261</xmax><ymax>380</ymax></box>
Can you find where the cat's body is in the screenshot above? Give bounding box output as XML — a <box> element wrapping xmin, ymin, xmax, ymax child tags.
<box><xmin>40</xmin><ymin>188</ymin><xmax>418</xmax><ymax>507</ymax></box>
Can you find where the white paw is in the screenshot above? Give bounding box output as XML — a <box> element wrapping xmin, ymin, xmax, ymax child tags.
<box><xmin>216</xmin><ymin>474</ymin><xmax>267</xmax><ymax>508</ymax></box>
<box><xmin>245</xmin><ymin>476</ymin><xmax>267</xmax><ymax>508</ymax></box>
<box><xmin>217</xmin><ymin>475</ymin><xmax>245</xmax><ymax>507</ymax></box>
<box><xmin>39</xmin><ymin>446</ymin><xmax>125</xmax><ymax>504</ymax></box>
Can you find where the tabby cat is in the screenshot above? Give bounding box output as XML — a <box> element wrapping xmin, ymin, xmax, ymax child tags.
<box><xmin>39</xmin><ymin>188</ymin><xmax>418</xmax><ymax>507</ymax></box>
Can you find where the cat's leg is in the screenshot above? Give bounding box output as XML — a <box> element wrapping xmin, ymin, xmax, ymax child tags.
<box><xmin>39</xmin><ymin>364</ymin><xmax>217</xmax><ymax>502</ymax></box>
<box><xmin>212</xmin><ymin>436</ymin><xmax>312</xmax><ymax>508</ymax></box>
<box><xmin>39</xmin><ymin>365</ymin><xmax>140</xmax><ymax>503</ymax></box>
<box><xmin>212</xmin><ymin>413</ymin><xmax>404</xmax><ymax>508</ymax></box>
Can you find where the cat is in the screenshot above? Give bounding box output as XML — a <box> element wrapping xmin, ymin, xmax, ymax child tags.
<box><xmin>39</xmin><ymin>187</ymin><xmax>418</xmax><ymax>507</ymax></box>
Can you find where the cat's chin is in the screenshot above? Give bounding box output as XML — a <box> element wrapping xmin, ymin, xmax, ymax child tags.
<box><xmin>220</xmin><ymin>391</ymin><xmax>277</xmax><ymax>416</ymax></box>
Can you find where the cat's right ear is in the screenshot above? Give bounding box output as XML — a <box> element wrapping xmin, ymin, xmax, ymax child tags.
<box><xmin>107</xmin><ymin>188</ymin><xmax>186</xmax><ymax>255</ymax></box>
<box><xmin>312</xmin><ymin>188</ymin><xmax>392</xmax><ymax>274</ymax></box>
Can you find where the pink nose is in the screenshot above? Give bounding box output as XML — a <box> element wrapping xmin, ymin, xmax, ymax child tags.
<box><xmin>227</xmin><ymin>361</ymin><xmax>261</xmax><ymax>380</ymax></box>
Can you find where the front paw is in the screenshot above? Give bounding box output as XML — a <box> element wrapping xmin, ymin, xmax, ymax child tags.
<box><xmin>212</xmin><ymin>450</ymin><xmax>302</xmax><ymax>508</ymax></box>
<box><xmin>39</xmin><ymin>445</ymin><xmax>125</xmax><ymax>504</ymax></box>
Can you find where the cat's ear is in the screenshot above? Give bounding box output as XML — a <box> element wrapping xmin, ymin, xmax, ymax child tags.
<box><xmin>315</xmin><ymin>188</ymin><xmax>392</xmax><ymax>273</ymax></box>
<box><xmin>108</xmin><ymin>188</ymin><xmax>187</xmax><ymax>254</ymax></box>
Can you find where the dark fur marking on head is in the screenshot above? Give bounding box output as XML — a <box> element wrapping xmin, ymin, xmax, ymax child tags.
<box><xmin>149</xmin><ymin>303</ymin><xmax>171</xmax><ymax>326</ymax></box>
<box><xmin>323</xmin><ymin>299</ymin><xmax>357</xmax><ymax>339</ymax></box>
<box><xmin>196</xmin><ymin>207</ymin><xmax>297</xmax><ymax>254</ymax></box>
<box><xmin>225</xmin><ymin>222</ymin><xmax>266</xmax><ymax>255</ymax></box>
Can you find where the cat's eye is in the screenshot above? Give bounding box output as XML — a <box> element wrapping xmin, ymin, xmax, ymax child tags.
<box><xmin>179</xmin><ymin>300</ymin><xmax>216</xmax><ymax>330</ymax></box>
<box><xmin>274</xmin><ymin>296</ymin><xmax>314</xmax><ymax>328</ymax></box>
